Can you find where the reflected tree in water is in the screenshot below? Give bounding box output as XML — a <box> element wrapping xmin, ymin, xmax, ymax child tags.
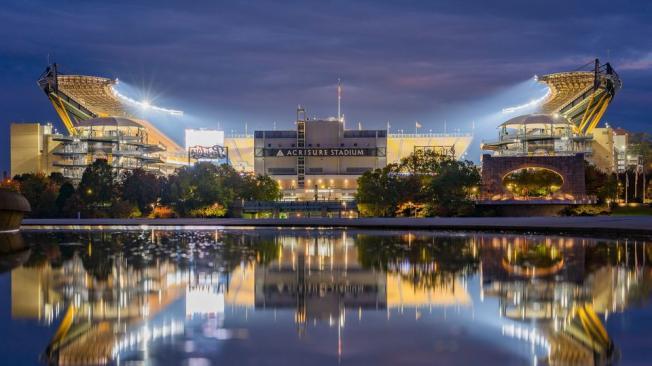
<box><xmin>355</xmin><ymin>234</ymin><xmax>479</xmax><ymax>289</ymax></box>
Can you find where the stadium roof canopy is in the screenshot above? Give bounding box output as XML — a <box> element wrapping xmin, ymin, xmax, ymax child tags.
<box><xmin>77</xmin><ymin>117</ymin><xmax>142</xmax><ymax>128</ymax></box>
<box><xmin>56</xmin><ymin>75</ymin><xmax>128</xmax><ymax>117</ymax></box>
<box><xmin>539</xmin><ymin>72</ymin><xmax>596</xmax><ymax>114</ymax></box>
<box><xmin>499</xmin><ymin>113</ymin><xmax>572</xmax><ymax>128</ymax></box>
<box><xmin>536</xmin><ymin>59</ymin><xmax>621</xmax><ymax>135</ymax></box>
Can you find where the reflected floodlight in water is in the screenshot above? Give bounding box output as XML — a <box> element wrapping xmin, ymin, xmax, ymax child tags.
<box><xmin>111</xmin><ymin>84</ymin><xmax>184</xmax><ymax>116</ymax></box>
<box><xmin>501</xmin><ymin>88</ymin><xmax>551</xmax><ymax>114</ymax></box>
<box><xmin>186</xmin><ymin>286</ymin><xmax>225</xmax><ymax>316</ymax></box>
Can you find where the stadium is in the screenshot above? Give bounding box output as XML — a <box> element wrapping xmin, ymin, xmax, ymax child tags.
<box><xmin>10</xmin><ymin>63</ymin><xmax>473</xmax><ymax>199</ymax></box>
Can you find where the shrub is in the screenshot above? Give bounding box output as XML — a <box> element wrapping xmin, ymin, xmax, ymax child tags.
<box><xmin>110</xmin><ymin>200</ymin><xmax>141</xmax><ymax>218</ymax></box>
<box><xmin>149</xmin><ymin>205</ymin><xmax>177</xmax><ymax>218</ymax></box>
<box><xmin>559</xmin><ymin>204</ymin><xmax>611</xmax><ymax>216</ymax></box>
<box><xmin>188</xmin><ymin>203</ymin><xmax>227</xmax><ymax>218</ymax></box>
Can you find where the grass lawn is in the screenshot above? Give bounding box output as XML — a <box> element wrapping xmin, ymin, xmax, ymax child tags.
<box><xmin>611</xmin><ymin>205</ymin><xmax>652</xmax><ymax>216</ymax></box>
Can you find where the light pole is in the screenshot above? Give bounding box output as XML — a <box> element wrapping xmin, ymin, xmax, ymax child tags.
<box><xmin>625</xmin><ymin>171</ymin><xmax>629</xmax><ymax>204</ymax></box>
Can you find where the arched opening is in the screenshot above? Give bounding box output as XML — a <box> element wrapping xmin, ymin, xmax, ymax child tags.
<box><xmin>502</xmin><ymin>167</ymin><xmax>563</xmax><ymax>198</ymax></box>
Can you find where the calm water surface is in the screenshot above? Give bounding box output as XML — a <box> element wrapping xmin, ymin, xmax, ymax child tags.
<box><xmin>0</xmin><ymin>228</ymin><xmax>651</xmax><ymax>366</ymax></box>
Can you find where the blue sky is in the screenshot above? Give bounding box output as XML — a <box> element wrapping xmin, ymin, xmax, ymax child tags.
<box><xmin>1</xmin><ymin>0</ymin><xmax>651</xmax><ymax>172</ymax></box>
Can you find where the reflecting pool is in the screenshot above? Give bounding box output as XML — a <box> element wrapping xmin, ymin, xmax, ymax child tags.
<box><xmin>1</xmin><ymin>229</ymin><xmax>651</xmax><ymax>365</ymax></box>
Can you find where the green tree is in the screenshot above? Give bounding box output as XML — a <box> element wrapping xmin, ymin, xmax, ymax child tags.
<box><xmin>585</xmin><ymin>162</ymin><xmax>618</xmax><ymax>204</ymax></box>
<box><xmin>120</xmin><ymin>168</ymin><xmax>161</xmax><ymax>215</ymax></box>
<box><xmin>56</xmin><ymin>182</ymin><xmax>75</xmax><ymax>216</ymax></box>
<box><xmin>13</xmin><ymin>173</ymin><xmax>63</xmax><ymax>217</ymax></box>
<box><xmin>399</xmin><ymin>149</ymin><xmax>446</xmax><ymax>175</ymax></box>
<box><xmin>161</xmin><ymin>162</ymin><xmax>231</xmax><ymax>216</ymax></box>
<box><xmin>424</xmin><ymin>159</ymin><xmax>480</xmax><ymax>216</ymax></box>
<box><xmin>78</xmin><ymin>159</ymin><xmax>117</xmax><ymax>207</ymax></box>
<box><xmin>240</xmin><ymin>174</ymin><xmax>282</xmax><ymax>201</ymax></box>
<box><xmin>356</xmin><ymin>164</ymin><xmax>410</xmax><ymax>216</ymax></box>
<box><xmin>356</xmin><ymin>150</ymin><xmax>480</xmax><ymax>217</ymax></box>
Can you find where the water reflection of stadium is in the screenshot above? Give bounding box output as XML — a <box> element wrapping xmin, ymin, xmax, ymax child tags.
<box><xmin>7</xmin><ymin>230</ymin><xmax>651</xmax><ymax>365</ymax></box>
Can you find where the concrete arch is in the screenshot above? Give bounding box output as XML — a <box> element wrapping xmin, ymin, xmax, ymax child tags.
<box><xmin>481</xmin><ymin>154</ymin><xmax>586</xmax><ymax>197</ymax></box>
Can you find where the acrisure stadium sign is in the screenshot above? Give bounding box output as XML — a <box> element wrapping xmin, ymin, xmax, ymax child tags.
<box><xmin>259</xmin><ymin>147</ymin><xmax>384</xmax><ymax>157</ymax></box>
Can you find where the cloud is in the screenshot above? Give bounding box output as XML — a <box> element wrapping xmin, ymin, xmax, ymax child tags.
<box><xmin>619</xmin><ymin>53</ymin><xmax>652</xmax><ymax>71</ymax></box>
<box><xmin>0</xmin><ymin>0</ymin><xmax>651</xmax><ymax>170</ymax></box>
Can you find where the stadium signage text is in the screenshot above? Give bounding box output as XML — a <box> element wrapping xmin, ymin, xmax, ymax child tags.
<box><xmin>188</xmin><ymin>145</ymin><xmax>228</xmax><ymax>160</ymax></box>
<box><xmin>264</xmin><ymin>148</ymin><xmax>378</xmax><ymax>157</ymax></box>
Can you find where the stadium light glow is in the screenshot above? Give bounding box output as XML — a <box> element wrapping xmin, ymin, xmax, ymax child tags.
<box><xmin>111</xmin><ymin>86</ymin><xmax>183</xmax><ymax>116</ymax></box>
<box><xmin>501</xmin><ymin>88</ymin><xmax>550</xmax><ymax>114</ymax></box>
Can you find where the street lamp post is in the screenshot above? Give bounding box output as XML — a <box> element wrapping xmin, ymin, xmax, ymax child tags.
<box><xmin>625</xmin><ymin>171</ymin><xmax>629</xmax><ymax>204</ymax></box>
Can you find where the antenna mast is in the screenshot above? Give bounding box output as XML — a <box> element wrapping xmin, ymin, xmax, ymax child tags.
<box><xmin>337</xmin><ymin>78</ymin><xmax>342</xmax><ymax>122</ymax></box>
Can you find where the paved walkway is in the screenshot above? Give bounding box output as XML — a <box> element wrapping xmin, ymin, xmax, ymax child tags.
<box><xmin>21</xmin><ymin>216</ymin><xmax>652</xmax><ymax>236</ymax></box>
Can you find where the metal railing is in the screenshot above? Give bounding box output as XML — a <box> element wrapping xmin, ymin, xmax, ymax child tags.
<box><xmin>388</xmin><ymin>132</ymin><xmax>471</xmax><ymax>138</ymax></box>
<box><xmin>243</xmin><ymin>200</ymin><xmax>357</xmax><ymax>212</ymax></box>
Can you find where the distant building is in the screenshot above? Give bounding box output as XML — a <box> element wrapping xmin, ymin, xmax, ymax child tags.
<box><xmin>590</xmin><ymin>127</ymin><xmax>616</xmax><ymax>173</ymax></box>
<box><xmin>612</xmin><ymin>127</ymin><xmax>642</xmax><ymax>173</ymax></box>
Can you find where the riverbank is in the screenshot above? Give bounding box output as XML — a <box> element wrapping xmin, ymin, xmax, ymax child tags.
<box><xmin>21</xmin><ymin>216</ymin><xmax>652</xmax><ymax>236</ymax></box>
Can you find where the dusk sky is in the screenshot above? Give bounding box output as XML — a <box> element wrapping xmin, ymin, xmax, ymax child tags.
<box><xmin>1</xmin><ymin>0</ymin><xmax>651</xmax><ymax>172</ymax></box>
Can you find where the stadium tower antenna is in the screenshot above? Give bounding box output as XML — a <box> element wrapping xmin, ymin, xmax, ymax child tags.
<box><xmin>337</xmin><ymin>78</ymin><xmax>342</xmax><ymax>122</ymax></box>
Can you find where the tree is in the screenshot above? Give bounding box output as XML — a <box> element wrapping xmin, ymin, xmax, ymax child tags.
<box><xmin>585</xmin><ymin>162</ymin><xmax>618</xmax><ymax>204</ymax></box>
<box><xmin>78</xmin><ymin>159</ymin><xmax>117</xmax><ymax>207</ymax></box>
<box><xmin>627</xmin><ymin>133</ymin><xmax>652</xmax><ymax>202</ymax></box>
<box><xmin>424</xmin><ymin>159</ymin><xmax>480</xmax><ymax>216</ymax></box>
<box><xmin>160</xmin><ymin>162</ymin><xmax>233</xmax><ymax>216</ymax></box>
<box><xmin>13</xmin><ymin>173</ymin><xmax>64</xmax><ymax>217</ymax></box>
<box><xmin>356</xmin><ymin>150</ymin><xmax>480</xmax><ymax>217</ymax></box>
<box><xmin>399</xmin><ymin>149</ymin><xmax>446</xmax><ymax>175</ymax></box>
<box><xmin>56</xmin><ymin>182</ymin><xmax>75</xmax><ymax>216</ymax></box>
<box><xmin>356</xmin><ymin>164</ymin><xmax>408</xmax><ymax>216</ymax></box>
<box><xmin>120</xmin><ymin>168</ymin><xmax>161</xmax><ymax>215</ymax></box>
<box><xmin>240</xmin><ymin>174</ymin><xmax>282</xmax><ymax>201</ymax></box>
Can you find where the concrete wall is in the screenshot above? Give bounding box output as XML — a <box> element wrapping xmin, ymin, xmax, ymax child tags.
<box><xmin>10</xmin><ymin>123</ymin><xmax>42</xmax><ymax>177</ymax></box>
<box><xmin>481</xmin><ymin>153</ymin><xmax>586</xmax><ymax>196</ymax></box>
<box><xmin>10</xmin><ymin>123</ymin><xmax>60</xmax><ymax>177</ymax></box>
